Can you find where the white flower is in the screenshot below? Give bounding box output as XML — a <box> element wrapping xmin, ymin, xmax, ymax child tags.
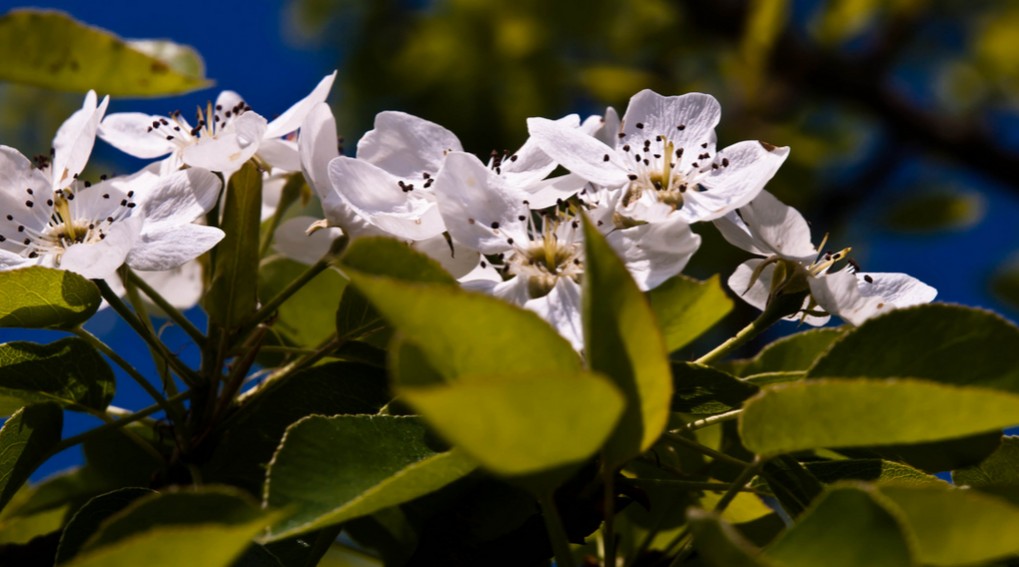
<box><xmin>434</xmin><ymin>151</ymin><xmax>700</xmax><ymax>349</ymax></box>
<box><xmin>48</xmin><ymin>90</ymin><xmax>110</xmax><ymax>192</ymax></box>
<box><xmin>0</xmin><ymin>147</ymin><xmax>223</xmax><ymax>280</ymax></box>
<box><xmin>527</xmin><ymin>90</ymin><xmax>789</xmax><ymax>225</ymax></box>
<box><xmin>99</xmin><ymin>72</ymin><xmax>336</xmax><ymax>174</ymax></box>
<box><xmin>717</xmin><ymin>190</ymin><xmax>936</xmax><ymax>325</ymax></box>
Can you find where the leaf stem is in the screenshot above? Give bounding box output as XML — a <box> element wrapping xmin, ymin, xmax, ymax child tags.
<box><xmin>671</xmin><ymin>409</ymin><xmax>742</xmax><ymax>433</ymax></box>
<box><xmin>695</xmin><ymin>299</ymin><xmax>789</xmax><ymax>365</ymax></box>
<box><xmin>602</xmin><ymin>466</ymin><xmax>618</xmax><ymax>567</ymax></box>
<box><xmin>712</xmin><ymin>457</ymin><xmax>765</xmax><ymax>515</ymax></box>
<box><xmin>238</xmin><ymin>333</ymin><xmax>341</xmax><ymax>403</ymax></box>
<box><xmin>538</xmin><ymin>492</ymin><xmax>576</xmax><ymax>567</ymax></box>
<box><xmin>123</xmin><ymin>268</ymin><xmax>206</xmax><ymax>346</ymax></box>
<box><xmin>661</xmin><ymin>431</ymin><xmax>753</xmax><ymax>469</ymax></box>
<box><xmin>95</xmin><ymin>278</ymin><xmax>200</xmax><ymax>387</ymax></box>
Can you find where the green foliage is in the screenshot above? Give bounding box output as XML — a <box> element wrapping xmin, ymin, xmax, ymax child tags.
<box><xmin>0</xmin><ymin>404</ymin><xmax>61</xmax><ymax>512</ymax></box>
<box><xmin>264</xmin><ymin>415</ymin><xmax>475</xmax><ymax>540</ymax></box>
<box><xmin>0</xmin><ymin>267</ymin><xmax>100</xmax><ymax>329</ymax></box>
<box><xmin>207</xmin><ymin>161</ymin><xmax>262</xmax><ymax>332</ymax></box>
<box><xmin>729</xmin><ymin>328</ymin><xmax>845</xmax><ymax>377</ymax></box>
<box><xmin>55</xmin><ymin>487</ymin><xmax>155</xmax><ymax>564</ymax></box>
<box><xmin>646</xmin><ymin>274</ymin><xmax>733</xmax><ymax>353</ymax></box>
<box><xmin>259</xmin><ymin>258</ymin><xmax>347</xmax><ymax>348</ymax></box>
<box><xmin>671</xmin><ymin>362</ymin><xmax>759</xmax><ymax>415</ymax></box>
<box><xmin>740</xmin><ymin>378</ymin><xmax>1019</xmax><ymax>456</ymax></box>
<box><xmin>582</xmin><ymin>216</ymin><xmax>672</xmax><ymax>466</ymax></box>
<box><xmin>687</xmin><ymin>508</ymin><xmax>770</xmax><ymax>567</ymax></box>
<box><xmin>0</xmin><ymin>338</ymin><xmax>115</xmax><ymax>416</ymax></box>
<box><xmin>0</xmin><ymin>9</ymin><xmax>209</xmax><ymax>96</ymax></box>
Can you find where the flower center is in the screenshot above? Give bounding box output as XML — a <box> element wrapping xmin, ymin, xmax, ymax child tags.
<box><xmin>503</xmin><ymin>216</ymin><xmax>583</xmax><ymax>299</ymax></box>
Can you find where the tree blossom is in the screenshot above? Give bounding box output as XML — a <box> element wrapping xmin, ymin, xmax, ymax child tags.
<box><xmin>0</xmin><ymin>146</ymin><xmax>223</xmax><ymax>280</ymax></box>
<box><xmin>527</xmin><ymin>90</ymin><xmax>789</xmax><ymax>225</ymax></box>
<box><xmin>99</xmin><ymin>72</ymin><xmax>336</xmax><ymax>174</ymax></box>
<box><xmin>716</xmin><ymin>190</ymin><xmax>935</xmax><ymax>325</ymax></box>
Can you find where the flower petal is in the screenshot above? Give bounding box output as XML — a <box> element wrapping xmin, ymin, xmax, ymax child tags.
<box><xmin>273</xmin><ymin>215</ymin><xmax>343</xmax><ymax>265</ymax></box>
<box><xmin>327</xmin><ymin>156</ymin><xmax>444</xmax><ymax>241</ymax></box>
<box><xmin>682</xmin><ymin>140</ymin><xmax>790</xmax><ymax>222</ymax></box>
<box><xmin>264</xmin><ymin>71</ymin><xmax>337</xmax><ymax>139</ymax></box>
<box><xmin>809</xmin><ymin>270</ymin><xmax>937</xmax><ymax>326</ymax></box>
<box><xmin>134</xmin><ymin>261</ymin><xmax>204</xmax><ymax>310</ymax></box>
<box><xmin>182</xmin><ymin>112</ymin><xmax>267</xmax><ymax>172</ymax></box>
<box><xmin>60</xmin><ymin>214</ymin><xmax>141</xmax><ymax>279</ymax></box>
<box><xmin>526</xmin><ymin>117</ymin><xmax>631</xmax><ymax>187</ymax></box>
<box><xmin>526</xmin><ymin>278</ymin><xmax>584</xmax><ymax>351</ymax></box>
<box><xmin>356</xmin><ymin>111</ymin><xmax>462</xmax><ymax>178</ymax></box>
<box><xmin>606</xmin><ymin>216</ymin><xmax>701</xmax><ymax>291</ymax></box>
<box><xmin>99</xmin><ymin>112</ymin><xmax>176</xmax><ymax>159</ymax></box>
<box><xmin>128</xmin><ymin>223</ymin><xmax>225</xmax><ymax>271</ymax></box>
<box><xmin>434</xmin><ymin>152</ymin><xmax>529</xmax><ymax>254</ymax></box>
<box><xmin>52</xmin><ymin>91</ymin><xmax>109</xmax><ymax>189</ymax></box>
<box><xmin>621</xmin><ymin>91</ymin><xmax>720</xmax><ymax>152</ymax></box>
<box><xmin>258</xmin><ymin>138</ymin><xmax>301</xmax><ymax>172</ymax></box>
<box><xmin>499</xmin><ymin>114</ymin><xmax>580</xmax><ymax>188</ymax></box>
<box><xmin>412</xmin><ymin>234</ymin><xmax>481</xmax><ymax>279</ymax></box>
<box><xmin>140</xmin><ymin>168</ymin><xmax>222</xmax><ymax>230</ymax></box>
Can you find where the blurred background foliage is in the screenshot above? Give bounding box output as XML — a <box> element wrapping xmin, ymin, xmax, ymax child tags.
<box><xmin>3</xmin><ymin>0</ymin><xmax>1019</xmax><ymax>322</ymax></box>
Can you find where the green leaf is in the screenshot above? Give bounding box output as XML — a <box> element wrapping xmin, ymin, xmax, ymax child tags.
<box><xmin>205</xmin><ymin>362</ymin><xmax>391</xmax><ymax>493</ymax></box>
<box><xmin>647</xmin><ymin>274</ymin><xmax>733</xmax><ymax>353</ymax></box>
<box><xmin>671</xmin><ymin>362</ymin><xmax>759</xmax><ymax>415</ymax></box>
<box><xmin>264</xmin><ymin>415</ymin><xmax>476</xmax><ymax>540</ymax></box>
<box><xmin>731</xmin><ymin>328</ymin><xmax>844</xmax><ymax>377</ymax></box>
<box><xmin>0</xmin><ymin>9</ymin><xmax>210</xmax><ymax>96</ymax></box>
<box><xmin>343</xmin><ymin>274</ymin><xmax>581</xmax><ymax>381</ymax></box>
<box><xmin>399</xmin><ymin>370</ymin><xmax>625</xmax><ymax>476</ymax></box>
<box><xmin>0</xmin><ymin>338</ymin><xmax>115</xmax><ymax>417</ymax></box>
<box><xmin>340</xmin><ymin>236</ymin><xmax>457</xmax><ymax>285</ymax></box>
<box><xmin>763</xmin><ymin>484</ymin><xmax>914</xmax><ymax>567</ymax></box>
<box><xmin>0</xmin><ymin>404</ymin><xmax>62</xmax><ymax>512</ymax></box>
<box><xmin>879</xmin><ymin>484</ymin><xmax>1019</xmax><ymax>566</ymax></box>
<box><xmin>335</xmin><ymin>285</ymin><xmax>385</xmax><ymax>344</ymax></box>
<box><xmin>67</xmin><ymin>487</ymin><xmax>276</xmax><ymax>567</ymax></box>
<box><xmin>582</xmin><ymin>216</ymin><xmax>672</xmax><ymax>466</ymax></box>
<box><xmin>740</xmin><ymin>378</ymin><xmax>1019</xmax><ymax>456</ymax></box>
<box><xmin>808</xmin><ymin>304</ymin><xmax>1019</xmax><ymax>393</ymax></box>
<box><xmin>0</xmin><ymin>501</ymin><xmax>68</xmax><ymax>545</ymax></box>
<box><xmin>882</xmin><ymin>189</ymin><xmax>984</xmax><ymax>233</ymax></box>
<box><xmin>207</xmin><ymin>161</ymin><xmax>262</xmax><ymax>332</ymax></box>
<box><xmin>687</xmin><ymin>508</ymin><xmax>771</xmax><ymax>567</ymax></box>
<box><xmin>759</xmin><ymin>456</ymin><xmax>824</xmax><ymax>518</ymax></box>
<box><xmin>81</xmin><ymin>424</ymin><xmax>163</xmax><ymax>488</ymax></box>
<box><xmin>990</xmin><ymin>257</ymin><xmax>1019</xmax><ymax>312</ymax></box>
<box><xmin>805</xmin><ymin>459</ymin><xmax>944</xmax><ymax>487</ymax></box>
<box><xmin>55</xmin><ymin>487</ymin><xmax>155</xmax><ymax>564</ymax></box>
<box><xmin>0</xmin><ymin>267</ymin><xmax>100</xmax><ymax>329</ymax></box>
<box><xmin>258</xmin><ymin>258</ymin><xmax>348</xmax><ymax>348</ymax></box>
<box><xmin>954</xmin><ymin>436</ymin><xmax>1019</xmax><ymax>487</ymax></box>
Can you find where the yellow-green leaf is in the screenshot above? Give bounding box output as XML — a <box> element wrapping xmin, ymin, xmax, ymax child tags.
<box><xmin>647</xmin><ymin>274</ymin><xmax>733</xmax><ymax>353</ymax></box>
<box><xmin>0</xmin><ymin>266</ymin><xmax>100</xmax><ymax>329</ymax></box>
<box><xmin>0</xmin><ymin>404</ymin><xmax>62</xmax><ymax>512</ymax></box>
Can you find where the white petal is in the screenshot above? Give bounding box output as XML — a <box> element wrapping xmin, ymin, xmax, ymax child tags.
<box><xmin>273</xmin><ymin>215</ymin><xmax>342</xmax><ymax>265</ymax></box>
<box><xmin>713</xmin><ymin>211</ymin><xmax>767</xmax><ymax>256</ymax></box>
<box><xmin>582</xmin><ymin>106</ymin><xmax>621</xmax><ymax>146</ymax></box>
<box><xmin>433</xmin><ymin>152</ymin><xmax>529</xmax><ymax>254</ymax></box>
<box><xmin>264</xmin><ymin>71</ymin><xmax>337</xmax><ymax>139</ymax></box>
<box><xmin>327</xmin><ymin>156</ymin><xmax>444</xmax><ymax>241</ymax></box>
<box><xmin>299</xmin><ymin>103</ymin><xmax>338</xmax><ymax>197</ymax></box>
<box><xmin>128</xmin><ymin>224</ymin><xmax>225</xmax><ymax>271</ymax></box>
<box><xmin>0</xmin><ymin>147</ymin><xmax>54</xmax><ymax>232</ymax></box>
<box><xmin>526</xmin><ymin>117</ymin><xmax>631</xmax><ymax>187</ymax></box>
<box><xmin>810</xmin><ymin>270</ymin><xmax>937</xmax><ymax>326</ymax></box>
<box><xmin>134</xmin><ymin>261</ymin><xmax>204</xmax><ymax>310</ymax></box>
<box><xmin>681</xmin><ymin>140</ymin><xmax>790</xmax><ymax>222</ymax></box>
<box><xmin>526</xmin><ymin>278</ymin><xmax>584</xmax><ymax>351</ymax></box>
<box><xmin>0</xmin><ymin>248</ymin><xmax>31</xmax><ymax>271</ymax></box>
<box><xmin>140</xmin><ymin>168</ymin><xmax>221</xmax><ymax>230</ymax></box>
<box><xmin>60</xmin><ymin>214</ymin><xmax>141</xmax><ymax>279</ymax></box>
<box><xmin>607</xmin><ymin>216</ymin><xmax>701</xmax><ymax>290</ymax></box>
<box><xmin>260</xmin><ymin>170</ymin><xmax>288</xmax><ymax>221</ymax></box>
<box><xmin>523</xmin><ymin>173</ymin><xmax>587</xmax><ymax>209</ymax></box>
<box><xmin>728</xmin><ymin>259</ymin><xmax>772</xmax><ymax>313</ymax></box>
<box><xmin>412</xmin><ymin>234</ymin><xmax>481</xmax><ymax>279</ymax></box>
<box><xmin>621</xmin><ymin>91</ymin><xmax>720</xmax><ymax>152</ymax></box>
<box><xmin>99</xmin><ymin>113</ymin><xmax>176</xmax><ymax>159</ymax></box>
<box><xmin>356</xmin><ymin>111</ymin><xmax>462</xmax><ymax>178</ymax></box>
<box><xmin>499</xmin><ymin>114</ymin><xmax>580</xmax><ymax>188</ymax></box>
<box><xmin>258</xmin><ymin>138</ymin><xmax>301</xmax><ymax>172</ymax></box>
<box><xmin>216</xmin><ymin>90</ymin><xmax>246</xmax><ymax>114</ymax></box>
<box><xmin>51</xmin><ymin>92</ymin><xmax>109</xmax><ymax>189</ymax></box>
<box><xmin>741</xmin><ymin>190</ymin><xmax>815</xmax><ymax>261</ymax></box>
<box><xmin>182</xmin><ymin>112</ymin><xmax>268</xmax><ymax>172</ymax></box>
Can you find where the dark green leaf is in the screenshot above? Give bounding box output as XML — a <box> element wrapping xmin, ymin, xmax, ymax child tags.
<box><xmin>582</xmin><ymin>216</ymin><xmax>672</xmax><ymax>466</ymax></box>
<box><xmin>990</xmin><ymin>260</ymin><xmax>1019</xmax><ymax>311</ymax></box>
<box><xmin>54</xmin><ymin>487</ymin><xmax>155</xmax><ymax>564</ymax></box>
<box><xmin>0</xmin><ymin>267</ymin><xmax>100</xmax><ymax>329</ymax></box>
<box><xmin>258</xmin><ymin>258</ymin><xmax>347</xmax><ymax>348</ymax></box>
<box><xmin>759</xmin><ymin>456</ymin><xmax>823</xmax><ymax>518</ymax></box>
<box><xmin>880</xmin><ymin>484</ymin><xmax>1019</xmax><ymax>566</ymax></box>
<box><xmin>264</xmin><ymin>415</ymin><xmax>476</xmax><ymax>540</ymax></box>
<box><xmin>953</xmin><ymin>436</ymin><xmax>1019</xmax><ymax>504</ymax></box>
<box><xmin>647</xmin><ymin>274</ymin><xmax>733</xmax><ymax>353</ymax></box>
<box><xmin>399</xmin><ymin>369</ymin><xmax>624</xmax><ymax>476</ymax></box>
<box><xmin>687</xmin><ymin>508</ymin><xmax>770</xmax><ymax>567</ymax></box>
<box><xmin>741</xmin><ymin>378</ymin><xmax>1019</xmax><ymax>456</ymax></box>
<box><xmin>763</xmin><ymin>484</ymin><xmax>914</xmax><ymax>567</ymax></box>
<box><xmin>0</xmin><ymin>338</ymin><xmax>115</xmax><ymax>417</ymax></box>
<box><xmin>731</xmin><ymin>328</ymin><xmax>844</xmax><ymax>377</ymax></box>
<box><xmin>671</xmin><ymin>362</ymin><xmax>759</xmax><ymax>415</ymax></box>
<box><xmin>334</xmin><ymin>285</ymin><xmax>385</xmax><ymax>344</ymax></box>
<box><xmin>205</xmin><ymin>362</ymin><xmax>391</xmax><ymax>493</ymax></box>
<box><xmin>0</xmin><ymin>9</ymin><xmax>210</xmax><ymax>96</ymax></box>
<box><xmin>808</xmin><ymin>304</ymin><xmax>1019</xmax><ymax>393</ymax></box>
<box><xmin>0</xmin><ymin>404</ymin><xmax>61</xmax><ymax>512</ymax></box>
<box><xmin>343</xmin><ymin>273</ymin><xmax>581</xmax><ymax>381</ymax></box>
<box><xmin>804</xmin><ymin>459</ymin><xmax>944</xmax><ymax>486</ymax></box>
<box><xmin>207</xmin><ymin>161</ymin><xmax>262</xmax><ymax>331</ymax></box>
<box><xmin>340</xmin><ymin>236</ymin><xmax>457</xmax><ymax>285</ymax></box>
<box><xmin>81</xmin><ymin>423</ymin><xmax>163</xmax><ymax>488</ymax></box>
<box><xmin>68</xmin><ymin>487</ymin><xmax>276</xmax><ymax>567</ymax></box>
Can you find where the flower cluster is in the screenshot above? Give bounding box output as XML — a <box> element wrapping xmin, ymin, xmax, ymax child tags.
<box><xmin>0</xmin><ymin>77</ymin><xmax>936</xmax><ymax>346</ymax></box>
